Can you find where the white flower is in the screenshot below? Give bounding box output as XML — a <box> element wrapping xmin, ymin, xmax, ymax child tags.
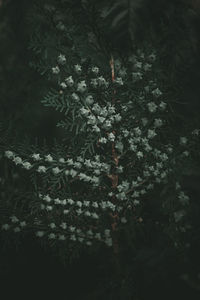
<box><xmin>5</xmin><ymin>150</ymin><xmax>14</xmax><ymax>159</ymax></box>
<box><xmin>99</xmin><ymin>137</ymin><xmax>107</xmax><ymax>144</ymax></box>
<box><xmin>91</xmin><ymin>66</ymin><xmax>99</xmax><ymax>74</ymax></box>
<box><xmin>43</xmin><ymin>195</ymin><xmax>51</xmax><ymax>202</ymax></box>
<box><xmin>132</xmin><ymin>72</ymin><xmax>142</xmax><ymax>82</ymax></box>
<box><xmin>54</xmin><ymin>198</ymin><xmax>61</xmax><ymax>205</ymax></box>
<box><xmin>1</xmin><ymin>224</ymin><xmax>10</xmax><ymax>230</ymax></box>
<box><xmin>22</xmin><ymin>162</ymin><xmax>32</xmax><ymax>170</ymax></box>
<box><xmin>180</xmin><ymin>137</ymin><xmax>188</xmax><ymax>145</ymax></box>
<box><xmin>71</xmin><ymin>92</ymin><xmax>80</xmax><ymax>102</ymax></box>
<box><xmin>76</xmin><ymin>201</ymin><xmax>82</xmax><ymax>208</ymax></box>
<box><xmin>58</xmin><ymin>234</ymin><xmax>66</xmax><ymax>240</ymax></box>
<box><xmin>65</xmin><ymin>76</ymin><xmax>74</xmax><ymax>87</ymax></box>
<box><xmin>52</xmin><ymin>66</ymin><xmax>60</xmax><ymax>74</ymax></box>
<box><xmin>67</xmin><ymin>198</ymin><xmax>74</xmax><ymax>205</ymax></box>
<box><xmin>10</xmin><ymin>216</ymin><xmax>19</xmax><ymax>223</ymax></box>
<box><xmin>63</xmin><ymin>209</ymin><xmax>69</xmax><ymax>215</ymax></box>
<box><xmin>92</xmin><ymin>202</ymin><xmax>98</xmax><ymax>208</ymax></box>
<box><xmin>13</xmin><ymin>157</ymin><xmax>23</xmax><ymax>165</ymax></box>
<box><xmin>147</xmin><ymin>102</ymin><xmax>157</xmax><ymax>113</ymax></box>
<box><xmin>84</xmin><ymin>211</ymin><xmax>91</xmax><ymax>217</ymax></box>
<box><xmin>14</xmin><ymin>227</ymin><xmax>21</xmax><ymax>233</ymax></box>
<box><xmin>46</xmin><ymin>205</ymin><xmax>53</xmax><ymax>211</ymax></box>
<box><xmin>83</xmin><ymin>200</ymin><xmax>90</xmax><ymax>207</ymax></box>
<box><xmin>59</xmin><ymin>158</ymin><xmax>65</xmax><ymax>163</ymax></box>
<box><xmin>80</xmin><ymin>107</ymin><xmax>89</xmax><ymax>116</ymax></box>
<box><xmin>86</xmin><ymin>241</ymin><xmax>92</xmax><ymax>246</ymax></box>
<box><xmin>192</xmin><ymin>129</ymin><xmax>200</xmax><ymax>136</ymax></box>
<box><xmin>70</xmin><ymin>234</ymin><xmax>77</xmax><ymax>241</ymax></box>
<box><xmin>69</xmin><ymin>226</ymin><xmax>75</xmax><ymax>232</ymax></box>
<box><xmin>148</xmin><ymin>53</ymin><xmax>156</xmax><ymax>62</ymax></box>
<box><xmin>174</xmin><ymin>210</ymin><xmax>185</xmax><ymax>222</ymax></box>
<box><xmin>159</xmin><ymin>101</ymin><xmax>167</xmax><ymax>111</ymax></box>
<box><xmin>60</xmin><ymin>82</ymin><xmax>67</xmax><ymax>89</ymax></box>
<box><xmin>48</xmin><ymin>233</ymin><xmax>56</xmax><ymax>239</ymax></box>
<box><xmin>45</xmin><ymin>154</ymin><xmax>53</xmax><ymax>162</ymax></box>
<box><xmin>154</xmin><ymin>119</ymin><xmax>163</xmax><ymax>128</ymax></box>
<box><xmin>152</xmin><ymin>88</ymin><xmax>162</xmax><ymax>97</ymax></box>
<box><xmin>98</xmin><ymin>76</ymin><xmax>108</xmax><ymax>87</ymax></box>
<box><xmin>95</xmin><ymin>233</ymin><xmax>101</xmax><ymax>240</ymax></box>
<box><xmin>137</xmin><ymin>151</ymin><xmax>143</xmax><ymax>159</ymax></box>
<box><xmin>40</xmin><ymin>204</ymin><xmax>45</xmax><ymax>210</ymax></box>
<box><xmin>90</xmin><ymin>78</ymin><xmax>98</xmax><ymax>88</ymax></box>
<box><xmin>108</xmin><ymin>132</ymin><xmax>115</xmax><ymax>142</ymax></box>
<box><xmin>74</xmin><ymin>64</ymin><xmax>82</xmax><ymax>74</ymax></box>
<box><xmin>114</xmin><ymin>77</ymin><xmax>123</xmax><ymax>86</ymax></box>
<box><xmin>91</xmin><ymin>212</ymin><xmax>99</xmax><ymax>219</ymax></box>
<box><xmin>105</xmin><ymin>238</ymin><xmax>112</xmax><ymax>247</ymax></box>
<box><xmin>143</xmin><ymin>63</ymin><xmax>152</xmax><ymax>71</ymax></box>
<box><xmin>104</xmin><ymin>229</ymin><xmax>111</xmax><ymax>237</ymax></box>
<box><xmin>57</xmin><ymin>54</ymin><xmax>66</xmax><ymax>65</ymax></box>
<box><xmin>147</xmin><ymin>129</ymin><xmax>157</xmax><ymax>139</ymax></box>
<box><xmin>52</xmin><ymin>167</ymin><xmax>60</xmax><ymax>175</ymax></box>
<box><xmin>60</xmin><ymin>222</ymin><xmax>67</xmax><ymax>229</ymax></box>
<box><xmin>49</xmin><ymin>223</ymin><xmax>56</xmax><ymax>229</ymax></box>
<box><xmin>37</xmin><ymin>166</ymin><xmax>47</xmax><ymax>173</ymax></box>
<box><xmin>36</xmin><ymin>231</ymin><xmax>45</xmax><ymax>237</ymax></box>
<box><xmin>85</xmin><ymin>95</ymin><xmax>94</xmax><ymax>105</ymax></box>
<box><xmin>20</xmin><ymin>221</ymin><xmax>26</xmax><ymax>227</ymax></box>
<box><xmin>32</xmin><ymin>153</ymin><xmax>41</xmax><ymax>161</ymax></box>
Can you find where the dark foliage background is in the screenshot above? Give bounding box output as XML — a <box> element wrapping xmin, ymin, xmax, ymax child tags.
<box><xmin>0</xmin><ymin>0</ymin><xmax>200</xmax><ymax>299</ymax></box>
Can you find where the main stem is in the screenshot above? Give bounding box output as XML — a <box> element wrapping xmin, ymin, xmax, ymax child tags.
<box><xmin>109</xmin><ymin>55</ymin><xmax>121</xmax><ymax>278</ymax></box>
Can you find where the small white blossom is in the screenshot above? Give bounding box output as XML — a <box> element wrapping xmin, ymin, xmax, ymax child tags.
<box><xmin>152</xmin><ymin>88</ymin><xmax>162</xmax><ymax>97</ymax></box>
<box><xmin>114</xmin><ymin>77</ymin><xmax>123</xmax><ymax>86</ymax></box>
<box><xmin>77</xmin><ymin>80</ymin><xmax>87</xmax><ymax>93</ymax></box>
<box><xmin>71</xmin><ymin>93</ymin><xmax>80</xmax><ymax>102</ymax></box>
<box><xmin>60</xmin><ymin>222</ymin><xmax>67</xmax><ymax>229</ymax></box>
<box><xmin>36</xmin><ymin>231</ymin><xmax>45</xmax><ymax>237</ymax></box>
<box><xmin>121</xmin><ymin>217</ymin><xmax>127</xmax><ymax>224</ymax></box>
<box><xmin>180</xmin><ymin>137</ymin><xmax>188</xmax><ymax>145</ymax></box>
<box><xmin>20</xmin><ymin>221</ymin><xmax>26</xmax><ymax>227</ymax></box>
<box><xmin>46</xmin><ymin>205</ymin><xmax>53</xmax><ymax>211</ymax></box>
<box><xmin>74</xmin><ymin>64</ymin><xmax>82</xmax><ymax>74</ymax></box>
<box><xmin>14</xmin><ymin>227</ymin><xmax>21</xmax><ymax>233</ymax></box>
<box><xmin>52</xmin><ymin>167</ymin><xmax>60</xmax><ymax>175</ymax></box>
<box><xmin>159</xmin><ymin>101</ymin><xmax>167</xmax><ymax>111</ymax></box>
<box><xmin>57</xmin><ymin>54</ymin><xmax>66</xmax><ymax>65</ymax></box>
<box><xmin>1</xmin><ymin>224</ymin><xmax>10</xmax><ymax>230</ymax></box>
<box><xmin>85</xmin><ymin>95</ymin><xmax>94</xmax><ymax>105</ymax></box>
<box><xmin>48</xmin><ymin>233</ymin><xmax>56</xmax><ymax>239</ymax></box>
<box><xmin>45</xmin><ymin>154</ymin><xmax>53</xmax><ymax>162</ymax></box>
<box><xmin>13</xmin><ymin>156</ymin><xmax>23</xmax><ymax>165</ymax></box>
<box><xmin>49</xmin><ymin>223</ymin><xmax>56</xmax><ymax>229</ymax></box>
<box><xmin>32</xmin><ymin>153</ymin><xmax>41</xmax><ymax>161</ymax></box>
<box><xmin>99</xmin><ymin>137</ymin><xmax>107</xmax><ymax>144</ymax></box>
<box><xmin>108</xmin><ymin>132</ymin><xmax>115</xmax><ymax>142</ymax></box>
<box><xmin>91</xmin><ymin>66</ymin><xmax>99</xmax><ymax>75</ymax></box>
<box><xmin>10</xmin><ymin>216</ymin><xmax>19</xmax><ymax>223</ymax></box>
<box><xmin>37</xmin><ymin>166</ymin><xmax>47</xmax><ymax>173</ymax></box>
<box><xmin>65</xmin><ymin>76</ymin><xmax>74</xmax><ymax>87</ymax></box>
<box><xmin>147</xmin><ymin>102</ymin><xmax>157</xmax><ymax>113</ymax></box>
<box><xmin>52</xmin><ymin>66</ymin><xmax>60</xmax><ymax>74</ymax></box>
<box><xmin>58</xmin><ymin>234</ymin><xmax>66</xmax><ymax>241</ymax></box>
<box><xmin>60</xmin><ymin>82</ymin><xmax>67</xmax><ymax>89</ymax></box>
<box><xmin>5</xmin><ymin>150</ymin><xmax>14</xmax><ymax>159</ymax></box>
<box><xmin>22</xmin><ymin>162</ymin><xmax>32</xmax><ymax>170</ymax></box>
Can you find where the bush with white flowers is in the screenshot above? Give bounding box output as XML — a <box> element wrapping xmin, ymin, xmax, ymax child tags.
<box><xmin>1</xmin><ymin>48</ymin><xmax>199</xmax><ymax>255</ymax></box>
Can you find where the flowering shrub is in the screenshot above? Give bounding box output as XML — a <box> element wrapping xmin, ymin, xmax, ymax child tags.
<box><xmin>1</xmin><ymin>47</ymin><xmax>198</xmax><ymax>256</ymax></box>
